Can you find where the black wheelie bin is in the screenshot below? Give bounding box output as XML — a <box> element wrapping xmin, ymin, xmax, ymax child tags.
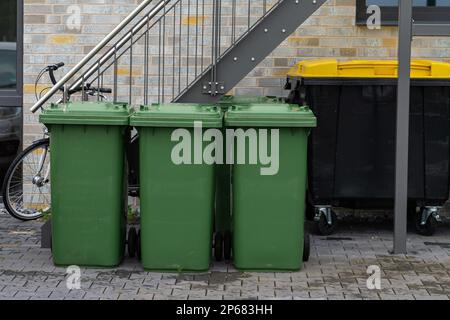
<box><xmin>285</xmin><ymin>59</ymin><xmax>450</xmax><ymax>236</ymax></box>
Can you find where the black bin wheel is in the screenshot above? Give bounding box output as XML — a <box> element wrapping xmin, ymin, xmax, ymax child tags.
<box><xmin>136</xmin><ymin>230</ymin><xmax>142</xmax><ymax>261</ymax></box>
<box><xmin>223</xmin><ymin>231</ymin><xmax>232</xmax><ymax>261</ymax></box>
<box><xmin>415</xmin><ymin>212</ymin><xmax>437</xmax><ymax>237</ymax></box>
<box><xmin>214</xmin><ymin>232</ymin><xmax>223</xmax><ymax>262</ymax></box>
<box><xmin>303</xmin><ymin>233</ymin><xmax>311</xmax><ymax>262</ymax></box>
<box><xmin>305</xmin><ymin>201</ymin><xmax>315</xmax><ymax>221</ymax></box>
<box><xmin>316</xmin><ymin>210</ymin><xmax>337</xmax><ymax>236</ymax></box>
<box><xmin>128</xmin><ymin>227</ymin><xmax>138</xmax><ymax>258</ymax></box>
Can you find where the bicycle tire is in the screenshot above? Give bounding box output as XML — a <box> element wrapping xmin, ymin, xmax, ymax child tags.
<box><xmin>2</xmin><ymin>138</ymin><xmax>50</xmax><ymax>221</ymax></box>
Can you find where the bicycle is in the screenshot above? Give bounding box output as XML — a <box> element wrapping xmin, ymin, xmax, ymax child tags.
<box><xmin>1</xmin><ymin>63</ymin><xmax>139</xmax><ymax>221</ymax></box>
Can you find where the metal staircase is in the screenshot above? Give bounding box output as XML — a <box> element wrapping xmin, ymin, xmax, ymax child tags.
<box><xmin>30</xmin><ymin>0</ymin><xmax>326</xmax><ymax>112</ymax></box>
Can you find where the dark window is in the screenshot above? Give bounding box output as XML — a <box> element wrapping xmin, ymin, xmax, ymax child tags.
<box><xmin>0</xmin><ymin>0</ymin><xmax>18</xmax><ymax>90</ymax></box>
<box><xmin>0</xmin><ymin>0</ymin><xmax>22</xmax><ymax>186</ymax></box>
<box><xmin>0</xmin><ymin>0</ymin><xmax>22</xmax><ymax>102</ymax></box>
<box><xmin>0</xmin><ymin>106</ymin><xmax>22</xmax><ymax>185</ymax></box>
<box><xmin>356</xmin><ymin>0</ymin><xmax>450</xmax><ymax>25</ymax></box>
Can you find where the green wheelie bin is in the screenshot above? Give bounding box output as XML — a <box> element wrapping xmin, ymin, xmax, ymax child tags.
<box><xmin>213</xmin><ymin>95</ymin><xmax>286</xmax><ymax>262</ymax></box>
<box><xmin>130</xmin><ymin>103</ymin><xmax>222</xmax><ymax>271</ymax></box>
<box><xmin>39</xmin><ymin>102</ymin><xmax>131</xmax><ymax>267</ymax></box>
<box><xmin>225</xmin><ymin>103</ymin><xmax>316</xmax><ymax>271</ymax></box>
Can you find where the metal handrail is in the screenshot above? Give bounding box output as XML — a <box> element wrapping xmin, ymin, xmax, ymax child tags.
<box><xmin>31</xmin><ymin>0</ymin><xmax>284</xmax><ymax>111</ymax></box>
<box><xmin>30</xmin><ymin>0</ymin><xmax>157</xmax><ymax>113</ymax></box>
<box><xmin>68</xmin><ymin>0</ymin><xmax>171</xmax><ymax>96</ymax></box>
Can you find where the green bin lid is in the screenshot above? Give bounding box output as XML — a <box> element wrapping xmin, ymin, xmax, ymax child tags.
<box><xmin>225</xmin><ymin>103</ymin><xmax>317</xmax><ymax>128</ymax></box>
<box><xmin>39</xmin><ymin>102</ymin><xmax>131</xmax><ymax>126</ymax></box>
<box><xmin>130</xmin><ymin>103</ymin><xmax>223</xmax><ymax>128</ymax></box>
<box><xmin>219</xmin><ymin>95</ymin><xmax>285</xmax><ymax>105</ymax></box>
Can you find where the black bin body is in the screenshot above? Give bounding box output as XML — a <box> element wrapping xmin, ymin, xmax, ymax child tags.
<box><xmin>287</xmin><ymin>77</ymin><xmax>450</xmax><ymax>209</ymax></box>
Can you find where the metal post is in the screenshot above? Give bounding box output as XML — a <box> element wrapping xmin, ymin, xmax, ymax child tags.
<box><xmin>394</xmin><ymin>0</ymin><xmax>413</xmax><ymax>254</ymax></box>
<box><xmin>62</xmin><ymin>85</ymin><xmax>69</xmax><ymax>103</ymax></box>
<box><xmin>210</xmin><ymin>0</ymin><xmax>221</xmax><ymax>96</ymax></box>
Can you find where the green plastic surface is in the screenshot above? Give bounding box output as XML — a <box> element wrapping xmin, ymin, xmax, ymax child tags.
<box><xmin>39</xmin><ymin>102</ymin><xmax>130</xmax><ymax>126</ymax></box>
<box><xmin>135</xmin><ymin>104</ymin><xmax>219</xmax><ymax>271</ymax></box>
<box><xmin>225</xmin><ymin>104</ymin><xmax>316</xmax><ymax>127</ymax></box>
<box><xmin>219</xmin><ymin>95</ymin><xmax>285</xmax><ymax>106</ymax></box>
<box><xmin>40</xmin><ymin>103</ymin><xmax>129</xmax><ymax>267</ymax></box>
<box><xmin>231</xmin><ymin>129</ymin><xmax>310</xmax><ymax>271</ymax></box>
<box><xmin>227</xmin><ymin>104</ymin><xmax>316</xmax><ymax>271</ymax></box>
<box><xmin>216</xmin><ymin>96</ymin><xmax>285</xmax><ymax>234</ymax></box>
<box><xmin>130</xmin><ymin>103</ymin><xmax>222</xmax><ymax>128</ymax></box>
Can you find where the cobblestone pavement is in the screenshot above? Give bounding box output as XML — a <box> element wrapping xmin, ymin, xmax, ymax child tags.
<box><xmin>0</xmin><ymin>206</ymin><xmax>449</xmax><ymax>300</ymax></box>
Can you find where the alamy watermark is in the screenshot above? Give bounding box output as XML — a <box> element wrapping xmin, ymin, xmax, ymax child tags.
<box><xmin>171</xmin><ymin>121</ymin><xmax>280</xmax><ymax>176</ymax></box>
<box><xmin>366</xmin><ymin>265</ymin><xmax>382</xmax><ymax>290</ymax></box>
<box><xmin>66</xmin><ymin>0</ymin><xmax>107</xmax><ymax>31</ymax></box>
<box><xmin>367</xmin><ymin>5</ymin><xmax>381</xmax><ymax>30</ymax></box>
<box><xmin>66</xmin><ymin>6</ymin><xmax>82</xmax><ymax>31</ymax></box>
<box><xmin>66</xmin><ymin>265</ymin><xmax>81</xmax><ymax>290</ymax></box>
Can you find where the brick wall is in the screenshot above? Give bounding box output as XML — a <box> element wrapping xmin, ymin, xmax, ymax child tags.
<box><xmin>23</xmin><ymin>0</ymin><xmax>450</xmax><ymax>145</ymax></box>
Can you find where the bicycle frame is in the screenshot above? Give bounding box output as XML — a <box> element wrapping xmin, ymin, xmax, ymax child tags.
<box><xmin>36</xmin><ymin>142</ymin><xmax>50</xmax><ymax>186</ymax></box>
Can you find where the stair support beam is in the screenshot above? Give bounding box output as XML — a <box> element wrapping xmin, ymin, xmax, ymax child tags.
<box><xmin>176</xmin><ymin>0</ymin><xmax>327</xmax><ymax>103</ymax></box>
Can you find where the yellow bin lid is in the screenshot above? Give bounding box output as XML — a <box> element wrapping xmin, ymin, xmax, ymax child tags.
<box><xmin>287</xmin><ymin>59</ymin><xmax>450</xmax><ymax>79</ymax></box>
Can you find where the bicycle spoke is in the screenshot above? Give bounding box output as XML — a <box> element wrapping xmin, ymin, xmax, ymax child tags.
<box><xmin>5</xmin><ymin>141</ymin><xmax>51</xmax><ymax>219</ymax></box>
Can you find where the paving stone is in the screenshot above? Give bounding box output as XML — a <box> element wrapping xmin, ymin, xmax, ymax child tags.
<box><xmin>0</xmin><ymin>214</ymin><xmax>449</xmax><ymax>300</ymax></box>
<box><xmin>379</xmin><ymin>293</ymin><xmax>415</xmax><ymax>300</ymax></box>
<box><xmin>414</xmin><ymin>294</ymin><xmax>449</xmax><ymax>300</ymax></box>
<box><xmin>117</xmin><ymin>294</ymin><xmax>137</xmax><ymax>300</ymax></box>
<box><xmin>204</xmin><ymin>293</ymin><xmax>224</xmax><ymax>300</ymax></box>
<box><xmin>99</xmin><ymin>294</ymin><xmax>121</xmax><ymax>300</ymax></box>
<box><xmin>291</xmin><ymin>289</ymin><xmax>310</xmax><ymax>298</ymax></box>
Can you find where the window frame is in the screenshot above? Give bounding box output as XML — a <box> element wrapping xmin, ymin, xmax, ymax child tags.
<box><xmin>0</xmin><ymin>0</ymin><xmax>23</xmax><ymax>107</ymax></box>
<box><xmin>356</xmin><ymin>0</ymin><xmax>450</xmax><ymax>26</ymax></box>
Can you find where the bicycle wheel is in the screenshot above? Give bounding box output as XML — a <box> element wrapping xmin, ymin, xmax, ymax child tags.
<box><xmin>2</xmin><ymin>138</ymin><xmax>51</xmax><ymax>221</ymax></box>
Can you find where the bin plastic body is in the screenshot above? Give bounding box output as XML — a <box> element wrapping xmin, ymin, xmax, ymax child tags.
<box><xmin>40</xmin><ymin>102</ymin><xmax>130</xmax><ymax>267</ymax></box>
<box><xmin>130</xmin><ymin>103</ymin><xmax>222</xmax><ymax>271</ymax></box>
<box><xmin>214</xmin><ymin>96</ymin><xmax>285</xmax><ymax>235</ymax></box>
<box><xmin>286</xmin><ymin>59</ymin><xmax>450</xmax><ymax>209</ymax></box>
<box><xmin>225</xmin><ymin>104</ymin><xmax>316</xmax><ymax>271</ymax></box>
<box><xmin>219</xmin><ymin>95</ymin><xmax>285</xmax><ymax>106</ymax></box>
